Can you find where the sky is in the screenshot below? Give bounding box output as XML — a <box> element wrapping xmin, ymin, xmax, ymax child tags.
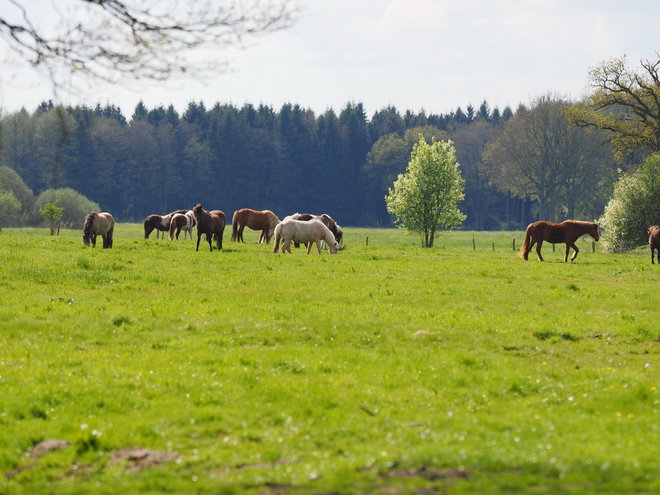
<box><xmin>1</xmin><ymin>0</ymin><xmax>659</xmax><ymax>119</ymax></box>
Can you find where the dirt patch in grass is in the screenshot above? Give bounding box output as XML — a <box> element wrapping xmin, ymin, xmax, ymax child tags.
<box><xmin>109</xmin><ymin>447</ymin><xmax>179</xmax><ymax>474</ymax></box>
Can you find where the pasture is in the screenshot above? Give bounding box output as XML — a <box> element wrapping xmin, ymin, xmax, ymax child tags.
<box><xmin>0</xmin><ymin>225</ymin><xmax>658</xmax><ymax>494</ymax></box>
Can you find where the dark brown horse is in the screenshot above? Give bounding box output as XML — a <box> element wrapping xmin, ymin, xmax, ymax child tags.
<box><xmin>520</xmin><ymin>220</ymin><xmax>599</xmax><ymax>262</ymax></box>
<box><xmin>144</xmin><ymin>210</ymin><xmax>188</xmax><ymax>239</ymax></box>
<box><xmin>144</xmin><ymin>213</ymin><xmax>172</xmax><ymax>239</ymax></box>
<box><xmin>648</xmin><ymin>226</ymin><xmax>660</xmax><ymax>263</ymax></box>
<box><xmin>192</xmin><ymin>204</ymin><xmax>226</xmax><ymax>252</ymax></box>
<box><xmin>231</xmin><ymin>208</ymin><xmax>280</xmax><ymax>243</ymax></box>
<box><xmin>82</xmin><ymin>212</ymin><xmax>115</xmax><ymax>248</ymax></box>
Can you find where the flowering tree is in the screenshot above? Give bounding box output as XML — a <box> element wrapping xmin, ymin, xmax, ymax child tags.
<box><xmin>385</xmin><ymin>135</ymin><xmax>465</xmax><ymax>247</ymax></box>
<box><xmin>599</xmin><ymin>153</ymin><xmax>660</xmax><ymax>252</ymax></box>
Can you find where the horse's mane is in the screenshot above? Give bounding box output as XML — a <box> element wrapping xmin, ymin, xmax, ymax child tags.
<box><xmin>83</xmin><ymin>212</ymin><xmax>98</xmax><ymax>237</ymax></box>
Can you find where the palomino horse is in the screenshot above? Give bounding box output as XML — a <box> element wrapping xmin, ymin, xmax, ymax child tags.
<box><xmin>272</xmin><ymin>219</ymin><xmax>339</xmax><ymax>254</ymax></box>
<box><xmin>231</xmin><ymin>208</ymin><xmax>280</xmax><ymax>244</ymax></box>
<box><xmin>168</xmin><ymin>210</ymin><xmax>196</xmax><ymax>240</ymax></box>
<box><xmin>82</xmin><ymin>212</ymin><xmax>115</xmax><ymax>248</ymax></box>
<box><xmin>520</xmin><ymin>220</ymin><xmax>599</xmax><ymax>262</ymax></box>
<box><xmin>292</xmin><ymin>213</ymin><xmax>343</xmax><ymax>248</ymax></box>
<box><xmin>648</xmin><ymin>226</ymin><xmax>660</xmax><ymax>264</ymax></box>
<box><xmin>192</xmin><ymin>204</ymin><xmax>226</xmax><ymax>252</ymax></box>
<box><xmin>299</xmin><ymin>213</ymin><xmax>343</xmax><ymax>243</ymax></box>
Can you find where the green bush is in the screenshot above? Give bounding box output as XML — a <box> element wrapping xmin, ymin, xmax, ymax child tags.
<box><xmin>33</xmin><ymin>188</ymin><xmax>100</xmax><ymax>229</ymax></box>
<box><xmin>0</xmin><ymin>166</ymin><xmax>35</xmax><ymax>221</ymax></box>
<box><xmin>600</xmin><ymin>153</ymin><xmax>660</xmax><ymax>252</ymax></box>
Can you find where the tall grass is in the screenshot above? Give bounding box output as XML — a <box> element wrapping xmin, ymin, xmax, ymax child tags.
<box><xmin>0</xmin><ymin>225</ymin><xmax>657</xmax><ymax>494</ymax></box>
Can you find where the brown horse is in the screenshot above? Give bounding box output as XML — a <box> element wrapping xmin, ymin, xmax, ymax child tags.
<box><xmin>82</xmin><ymin>212</ymin><xmax>115</xmax><ymax>248</ymax></box>
<box><xmin>231</xmin><ymin>208</ymin><xmax>280</xmax><ymax>243</ymax></box>
<box><xmin>168</xmin><ymin>210</ymin><xmax>196</xmax><ymax>240</ymax></box>
<box><xmin>192</xmin><ymin>204</ymin><xmax>226</xmax><ymax>252</ymax></box>
<box><xmin>648</xmin><ymin>226</ymin><xmax>660</xmax><ymax>263</ymax></box>
<box><xmin>520</xmin><ymin>220</ymin><xmax>599</xmax><ymax>262</ymax></box>
<box><xmin>144</xmin><ymin>213</ymin><xmax>172</xmax><ymax>239</ymax></box>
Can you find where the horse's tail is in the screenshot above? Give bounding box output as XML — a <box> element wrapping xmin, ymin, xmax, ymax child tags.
<box><xmin>520</xmin><ymin>224</ymin><xmax>532</xmax><ymax>259</ymax></box>
<box><xmin>272</xmin><ymin>223</ymin><xmax>282</xmax><ymax>253</ymax></box>
<box><xmin>231</xmin><ymin>210</ymin><xmax>239</xmax><ymax>242</ymax></box>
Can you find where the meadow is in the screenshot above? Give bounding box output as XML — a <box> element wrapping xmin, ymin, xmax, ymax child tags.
<box><xmin>0</xmin><ymin>225</ymin><xmax>658</xmax><ymax>494</ymax></box>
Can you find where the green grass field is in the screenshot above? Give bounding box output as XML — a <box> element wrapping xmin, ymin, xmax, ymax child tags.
<box><xmin>0</xmin><ymin>225</ymin><xmax>658</xmax><ymax>494</ymax></box>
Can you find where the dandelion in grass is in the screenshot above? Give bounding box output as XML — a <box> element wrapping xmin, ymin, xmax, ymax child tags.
<box><xmin>627</xmin><ymin>414</ymin><xmax>634</xmax><ymax>418</ymax></box>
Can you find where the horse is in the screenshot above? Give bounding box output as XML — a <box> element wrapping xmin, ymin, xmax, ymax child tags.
<box><xmin>168</xmin><ymin>210</ymin><xmax>196</xmax><ymax>240</ymax></box>
<box><xmin>82</xmin><ymin>211</ymin><xmax>115</xmax><ymax>248</ymax></box>
<box><xmin>192</xmin><ymin>204</ymin><xmax>226</xmax><ymax>252</ymax></box>
<box><xmin>648</xmin><ymin>226</ymin><xmax>660</xmax><ymax>264</ymax></box>
<box><xmin>272</xmin><ymin>218</ymin><xmax>339</xmax><ymax>254</ymax></box>
<box><xmin>520</xmin><ymin>220</ymin><xmax>599</xmax><ymax>262</ymax></box>
<box><xmin>231</xmin><ymin>208</ymin><xmax>280</xmax><ymax>244</ymax></box>
<box><xmin>144</xmin><ymin>213</ymin><xmax>173</xmax><ymax>239</ymax></box>
<box><xmin>292</xmin><ymin>213</ymin><xmax>343</xmax><ymax>248</ymax></box>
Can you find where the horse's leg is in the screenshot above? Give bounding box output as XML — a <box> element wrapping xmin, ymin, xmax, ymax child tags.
<box><xmin>206</xmin><ymin>233</ymin><xmax>213</xmax><ymax>252</ymax></box>
<box><xmin>315</xmin><ymin>240</ymin><xmax>322</xmax><ymax>254</ymax></box>
<box><xmin>283</xmin><ymin>241</ymin><xmax>291</xmax><ymax>253</ymax></box>
<box><xmin>238</xmin><ymin>225</ymin><xmax>245</xmax><ymax>243</ymax></box>
<box><xmin>568</xmin><ymin>243</ymin><xmax>579</xmax><ymax>262</ymax></box>
<box><xmin>306</xmin><ymin>242</ymin><xmax>313</xmax><ymax>254</ymax></box>
<box><xmin>535</xmin><ymin>240</ymin><xmax>544</xmax><ymax>261</ymax></box>
<box><xmin>196</xmin><ymin>233</ymin><xmax>202</xmax><ymax>251</ymax></box>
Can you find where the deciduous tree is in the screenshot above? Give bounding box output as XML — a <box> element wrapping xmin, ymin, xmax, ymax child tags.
<box><xmin>564</xmin><ymin>55</ymin><xmax>660</xmax><ymax>160</ymax></box>
<box><xmin>385</xmin><ymin>135</ymin><xmax>465</xmax><ymax>247</ymax></box>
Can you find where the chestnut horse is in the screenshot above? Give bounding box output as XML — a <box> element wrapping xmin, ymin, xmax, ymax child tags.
<box><xmin>82</xmin><ymin>212</ymin><xmax>114</xmax><ymax>248</ymax></box>
<box><xmin>272</xmin><ymin>219</ymin><xmax>339</xmax><ymax>254</ymax></box>
<box><xmin>168</xmin><ymin>210</ymin><xmax>196</xmax><ymax>240</ymax></box>
<box><xmin>520</xmin><ymin>220</ymin><xmax>599</xmax><ymax>262</ymax></box>
<box><xmin>231</xmin><ymin>208</ymin><xmax>280</xmax><ymax>244</ymax></box>
<box><xmin>192</xmin><ymin>204</ymin><xmax>226</xmax><ymax>252</ymax></box>
<box><xmin>648</xmin><ymin>226</ymin><xmax>660</xmax><ymax>264</ymax></box>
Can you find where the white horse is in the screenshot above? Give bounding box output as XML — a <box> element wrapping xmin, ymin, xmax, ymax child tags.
<box><xmin>168</xmin><ymin>210</ymin><xmax>196</xmax><ymax>240</ymax></box>
<box><xmin>272</xmin><ymin>219</ymin><xmax>339</xmax><ymax>254</ymax></box>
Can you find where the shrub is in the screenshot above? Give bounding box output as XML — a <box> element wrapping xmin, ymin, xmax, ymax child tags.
<box><xmin>600</xmin><ymin>153</ymin><xmax>660</xmax><ymax>252</ymax></box>
<box><xmin>33</xmin><ymin>188</ymin><xmax>100</xmax><ymax>229</ymax></box>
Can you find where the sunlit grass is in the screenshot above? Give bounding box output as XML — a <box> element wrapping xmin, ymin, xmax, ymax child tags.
<box><xmin>0</xmin><ymin>225</ymin><xmax>658</xmax><ymax>494</ymax></box>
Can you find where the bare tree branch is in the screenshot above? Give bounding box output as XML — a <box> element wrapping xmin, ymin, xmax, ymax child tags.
<box><xmin>0</xmin><ymin>0</ymin><xmax>300</xmax><ymax>95</ymax></box>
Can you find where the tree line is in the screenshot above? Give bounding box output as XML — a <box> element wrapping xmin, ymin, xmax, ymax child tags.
<box><xmin>0</xmin><ymin>95</ymin><xmax>623</xmax><ymax>229</ymax></box>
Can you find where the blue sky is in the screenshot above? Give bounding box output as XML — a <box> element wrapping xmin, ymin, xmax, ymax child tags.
<box><xmin>1</xmin><ymin>0</ymin><xmax>659</xmax><ymax>118</ymax></box>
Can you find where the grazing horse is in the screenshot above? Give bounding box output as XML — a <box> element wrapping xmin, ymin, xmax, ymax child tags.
<box><xmin>231</xmin><ymin>208</ymin><xmax>280</xmax><ymax>244</ymax></box>
<box><xmin>292</xmin><ymin>213</ymin><xmax>343</xmax><ymax>248</ymax></box>
<box><xmin>192</xmin><ymin>204</ymin><xmax>226</xmax><ymax>252</ymax></box>
<box><xmin>82</xmin><ymin>212</ymin><xmax>115</xmax><ymax>248</ymax></box>
<box><xmin>272</xmin><ymin>219</ymin><xmax>339</xmax><ymax>254</ymax></box>
<box><xmin>648</xmin><ymin>226</ymin><xmax>660</xmax><ymax>264</ymax></box>
<box><xmin>168</xmin><ymin>210</ymin><xmax>196</xmax><ymax>240</ymax></box>
<box><xmin>520</xmin><ymin>220</ymin><xmax>599</xmax><ymax>262</ymax></box>
<box><xmin>144</xmin><ymin>213</ymin><xmax>173</xmax><ymax>239</ymax></box>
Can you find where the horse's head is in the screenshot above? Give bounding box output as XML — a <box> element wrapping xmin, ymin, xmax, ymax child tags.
<box><xmin>329</xmin><ymin>241</ymin><xmax>339</xmax><ymax>254</ymax></box>
<box><xmin>591</xmin><ymin>223</ymin><xmax>600</xmax><ymax>242</ymax></box>
<box><xmin>82</xmin><ymin>234</ymin><xmax>91</xmax><ymax>246</ymax></box>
